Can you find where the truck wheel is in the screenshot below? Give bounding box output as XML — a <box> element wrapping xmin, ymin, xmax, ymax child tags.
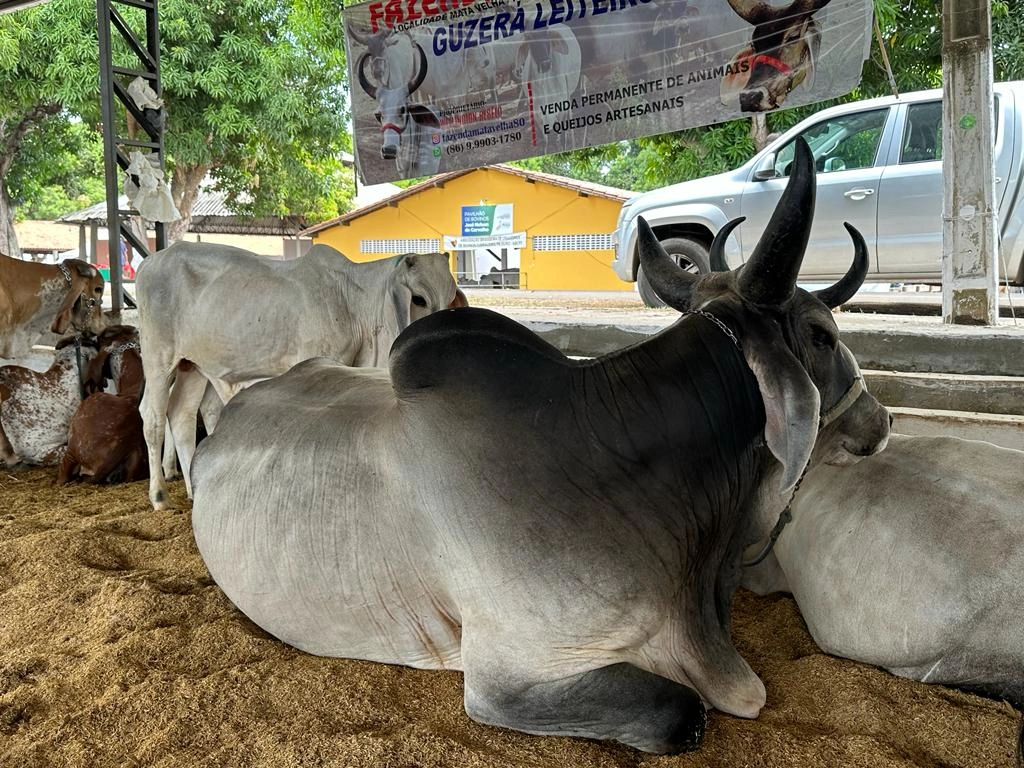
<box><xmin>637</xmin><ymin>237</ymin><xmax>711</xmax><ymax>308</ymax></box>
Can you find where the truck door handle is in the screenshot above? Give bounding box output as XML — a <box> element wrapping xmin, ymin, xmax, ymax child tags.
<box><xmin>844</xmin><ymin>188</ymin><xmax>876</xmax><ymax>200</ymax></box>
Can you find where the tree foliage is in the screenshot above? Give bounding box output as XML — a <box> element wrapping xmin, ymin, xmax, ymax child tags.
<box><xmin>0</xmin><ymin>0</ymin><xmax>99</xmax><ymax>253</ymax></box>
<box><xmin>155</xmin><ymin>0</ymin><xmax>353</xmax><ymax>237</ymax></box>
<box><xmin>8</xmin><ymin>119</ymin><xmax>106</xmax><ymax>221</ymax></box>
<box><xmin>0</xmin><ymin>0</ymin><xmax>352</xmax><ymax>252</ymax></box>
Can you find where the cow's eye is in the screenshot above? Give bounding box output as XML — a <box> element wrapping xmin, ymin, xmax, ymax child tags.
<box><xmin>94</xmin><ymin>286</ymin><xmax>103</xmax><ymax>293</ymax></box>
<box><xmin>810</xmin><ymin>324</ymin><xmax>836</xmax><ymax>349</ymax></box>
<box><xmin>411</xmin><ymin>295</ymin><xmax>427</xmax><ymax>307</ymax></box>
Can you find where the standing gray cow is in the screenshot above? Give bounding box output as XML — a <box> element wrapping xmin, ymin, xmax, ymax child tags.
<box><xmin>353</xmin><ymin>33</ymin><xmax>442</xmax><ymax>177</ymax></box>
<box><xmin>135</xmin><ymin>242</ymin><xmax>462</xmax><ymax>510</ymax></box>
<box><xmin>190</xmin><ymin>139</ymin><xmax>890</xmax><ymax>753</ymax></box>
<box><xmin>743</xmin><ymin>433</ymin><xmax>1024</xmax><ymax>710</ymax></box>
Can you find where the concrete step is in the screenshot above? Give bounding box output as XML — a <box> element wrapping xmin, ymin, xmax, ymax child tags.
<box><xmin>864</xmin><ymin>370</ymin><xmax>1024</xmax><ymax>416</ymax></box>
<box><xmin>891</xmin><ymin>407</ymin><xmax>1024</xmax><ymax>452</ymax></box>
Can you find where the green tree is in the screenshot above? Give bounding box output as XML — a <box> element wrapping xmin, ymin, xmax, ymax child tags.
<box><xmin>0</xmin><ymin>1</ymin><xmax>98</xmax><ymax>254</ymax></box>
<box><xmin>8</xmin><ymin>117</ymin><xmax>106</xmax><ymax>221</ymax></box>
<box><xmin>0</xmin><ymin>0</ymin><xmax>351</xmax><ymax>254</ymax></box>
<box><xmin>157</xmin><ymin>0</ymin><xmax>352</xmax><ymax>239</ymax></box>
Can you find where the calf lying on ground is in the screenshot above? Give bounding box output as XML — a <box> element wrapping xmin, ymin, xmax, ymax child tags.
<box><xmin>58</xmin><ymin>325</ymin><xmax>148</xmax><ymax>485</ymax></box>
<box><xmin>0</xmin><ymin>333</ymin><xmax>99</xmax><ymax>466</ymax></box>
<box><xmin>742</xmin><ymin>433</ymin><xmax>1024</xmax><ymax>710</ymax></box>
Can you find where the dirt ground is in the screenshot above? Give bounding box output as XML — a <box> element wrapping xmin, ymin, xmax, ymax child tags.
<box><xmin>0</xmin><ymin>468</ymin><xmax>1020</xmax><ymax>768</ymax></box>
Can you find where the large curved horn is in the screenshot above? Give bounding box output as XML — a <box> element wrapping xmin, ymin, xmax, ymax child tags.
<box><xmin>726</xmin><ymin>0</ymin><xmax>830</xmax><ymax>24</ymax></box>
<box><xmin>349</xmin><ymin>24</ymin><xmax>374</xmax><ymax>45</ymax></box>
<box><xmin>357</xmin><ymin>53</ymin><xmax>377</xmax><ymax>99</ymax></box>
<box><xmin>737</xmin><ymin>136</ymin><xmax>815</xmax><ymax>306</ymax></box>
<box><xmin>813</xmin><ymin>222</ymin><xmax>868</xmax><ymax>308</ymax></box>
<box><xmin>408</xmin><ymin>44</ymin><xmax>428</xmax><ymax>95</ymax></box>
<box><xmin>636</xmin><ymin>217</ymin><xmax>699</xmax><ymax>311</ymax></box>
<box><xmin>710</xmin><ymin>217</ymin><xmax>745</xmax><ymax>272</ymax></box>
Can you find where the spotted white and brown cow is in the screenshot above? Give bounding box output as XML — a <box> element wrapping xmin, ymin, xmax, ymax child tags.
<box><xmin>0</xmin><ymin>333</ymin><xmax>100</xmax><ymax>467</ymax></box>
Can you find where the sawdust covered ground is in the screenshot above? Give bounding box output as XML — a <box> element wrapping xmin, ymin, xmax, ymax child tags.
<box><xmin>0</xmin><ymin>468</ymin><xmax>1019</xmax><ymax>768</ymax></box>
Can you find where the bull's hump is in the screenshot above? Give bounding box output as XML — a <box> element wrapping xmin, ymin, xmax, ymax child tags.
<box><xmin>389</xmin><ymin>307</ymin><xmax>571</xmax><ymax>396</ymax></box>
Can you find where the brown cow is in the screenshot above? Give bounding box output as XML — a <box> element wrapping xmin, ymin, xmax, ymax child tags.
<box><xmin>0</xmin><ymin>333</ymin><xmax>99</xmax><ymax>467</ymax></box>
<box><xmin>58</xmin><ymin>325</ymin><xmax>148</xmax><ymax>485</ymax></box>
<box><xmin>0</xmin><ymin>253</ymin><xmax>106</xmax><ymax>359</ymax></box>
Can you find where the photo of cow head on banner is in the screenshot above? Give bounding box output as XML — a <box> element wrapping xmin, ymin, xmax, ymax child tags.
<box><xmin>343</xmin><ymin>0</ymin><xmax>872</xmax><ymax>184</ymax></box>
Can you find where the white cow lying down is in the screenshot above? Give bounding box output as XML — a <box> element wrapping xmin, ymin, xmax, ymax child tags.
<box><xmin>743</xmin><ymin>433</ymin><xmax>1024</xmax><ymax>709</ymax></box>
<box><xmin>135</xmin><ymin>242</ymin><xmax>463</xmax><ymax>510</ymax></box>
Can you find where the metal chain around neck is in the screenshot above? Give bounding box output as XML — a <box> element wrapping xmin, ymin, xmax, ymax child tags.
<box><xmin>742</xmin><ymin>461</ymin><xmax>809</xmax><ymax>567</ymax></box>
<box><xmin>108</xmin><ymin>340</ymin><xmax>140</xmax><ymax>356</ymax></box>
<box><xmin>58</xmin><ymin>262</ymin><xmax>73</xmax><ymax>286</ymax></box>
<box><xmin>686</xmin><ymin>308</ymin><xmax>741</xmax><ymax>350</ymax></box>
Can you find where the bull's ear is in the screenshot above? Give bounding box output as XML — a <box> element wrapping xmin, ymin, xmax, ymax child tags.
<box><xmin>390</xmin><ymin>283</ymin><xmax>412</xmax><ymax>333</ymax></box>
<box><xmin>742</xmin><ymin>327</ymin><xmax>820</xmax><ymax>494</ymax></box>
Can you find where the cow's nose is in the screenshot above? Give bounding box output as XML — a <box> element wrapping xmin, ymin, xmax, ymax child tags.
<box><xmin>740</xmin><ymin>89</ymin><xmax>767</xmax><ymax>112</ymax></box>
<box><xmin>381</xmin><ymin>145</ymin><xmax>397</xmax><ymax>160</ymax></box>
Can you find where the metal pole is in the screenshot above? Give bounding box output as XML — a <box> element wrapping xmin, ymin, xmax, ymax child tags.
<box><xmin>96</xmin><ymin>0</ymin><xmax>123</xmax><ymax>313</ymax></box>
<box><xmin>941</xmin><ymin>0</ymin><xmax>998</xmax><ymax>325</ymax></box>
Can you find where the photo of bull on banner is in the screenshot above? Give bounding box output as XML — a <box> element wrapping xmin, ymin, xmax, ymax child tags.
<box><xmin>344</xmin><ymin>0</ymin><xmax>873</xmax><ymax>184</ymax></box>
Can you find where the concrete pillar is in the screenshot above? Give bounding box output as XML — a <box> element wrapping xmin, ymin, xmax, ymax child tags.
<box><xmin>941</xmin><ymin>0</ymin><xmax>998</xmax><ymax>325</ymax></box>
<box><xmin>89</xmin><ymin>222</ymin><xmax>100</xmax><ymax>270</ymax></box>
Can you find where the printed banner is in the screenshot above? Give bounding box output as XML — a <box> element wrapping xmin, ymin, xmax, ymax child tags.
<box><xmin>344</xmin><ymin>0</ymin><xmax>873</xmax><ymax>183</ymax></box>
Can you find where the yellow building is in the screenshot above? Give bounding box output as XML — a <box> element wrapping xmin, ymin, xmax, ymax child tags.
<box><xmin>300</xmin><ymin>165</ymin><xmax>633</xmax><ymax>291</ymax></box>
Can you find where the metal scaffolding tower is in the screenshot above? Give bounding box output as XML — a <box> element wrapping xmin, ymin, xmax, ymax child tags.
<box><xmin>96</xmin><ymin>0</ymin><xmax>167</xmax><ymax>313</ymax></box>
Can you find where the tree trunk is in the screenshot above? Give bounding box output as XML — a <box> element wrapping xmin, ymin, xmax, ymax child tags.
<box><xmin>0</xmin><ymin>103</ymin><xmax>64</xmax><ymax>257</ymax></box>
<box><xmin>0</xmin><ymin>185</ymin><xmax>20</xmax><ymax>257</ymax></box>
<box><xmin>751</xmin><ymin>114</ymin><xmax>770</xmax><ymax>152</ymax></box>
<box><xmin>167</xmin><ymin>163</ymin><xmax>210</xmax><ymax>244</ymax></box>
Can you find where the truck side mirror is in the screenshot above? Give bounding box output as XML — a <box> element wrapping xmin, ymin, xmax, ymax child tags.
<box><xmin>753</xmin><ymin>153</ymin><xmax>778</xmax><ymax>180</ymax></box>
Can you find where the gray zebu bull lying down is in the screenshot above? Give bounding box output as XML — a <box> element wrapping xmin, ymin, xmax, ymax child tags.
<box><xmin>190</xmin><ymin>138</ymin><xmax>890</xmax><ymax>753</ymax></box>
<box><xmin>742</xmin><ymin>433</ymin><xmax>1024</xmax><ymax>710</ymax></box>
<box><xmin>135</xmin><ymin>242</ymin><xmax>464</xmax><ymax>510</ymax></box>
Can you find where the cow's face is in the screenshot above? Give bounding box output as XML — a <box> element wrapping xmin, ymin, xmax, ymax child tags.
<box><xmin>778</xmin><ymin>291</ymin><xmax>890</xmax><ymax>467</ymax></box>
<box><xmin>358</xmin><ymin>39</ymin><xmax>428</xmax><ymax>163</ymax></box>
<box><xmin>740</xmin><ymin>17</ymin><xmax>818</xmax><ymax>111</ymax></box>
<box><xmin>723</xmin><ymin>0</ymin><xmax>829</xmax><ymax>112</ymax></box>
<box><xmin>637</xmin><ymin>136</ymin><xmax>889</xmax><ymax>495</ymax></box>
<box><xmin>374</xmin><ymin>85</ymin><xmax>414</xmax><ymax>160</ymax></box>
<box><xmin>51</xmin><ymin>260</ymin><xmax>106</xmax><ymax>336</ymax></box>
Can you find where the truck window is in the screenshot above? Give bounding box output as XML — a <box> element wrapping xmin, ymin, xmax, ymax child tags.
<box><xmin>901</xmin><ymin>102</ymin><xmax>942</xmax><ymax>163</ymax></box>
<box><xmin>900</xmin><ymin>96</ymin><xmax>1003</xmax><ymax>164</ymax></box>
<box><xmin>774</xmin><ymin>107</ymin><xmax>889</xmax><ymax>176</ymax></box>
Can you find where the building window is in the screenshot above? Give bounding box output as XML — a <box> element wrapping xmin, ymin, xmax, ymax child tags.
<box><xmin>533</xmin><ymin>234</ymin><xmax>615</xmax><ymax>251</ymax></box>
<box><xmin>360</xmin><ymin>238</ymin><xmax>441</xmax><ymax>254</ymax></box>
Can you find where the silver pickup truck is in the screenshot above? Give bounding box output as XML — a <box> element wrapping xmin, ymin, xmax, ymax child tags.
<box><xmin>612</xmin><ymin>82</ymin><xmax>1024</xmax><ymax>307</ymax></box>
